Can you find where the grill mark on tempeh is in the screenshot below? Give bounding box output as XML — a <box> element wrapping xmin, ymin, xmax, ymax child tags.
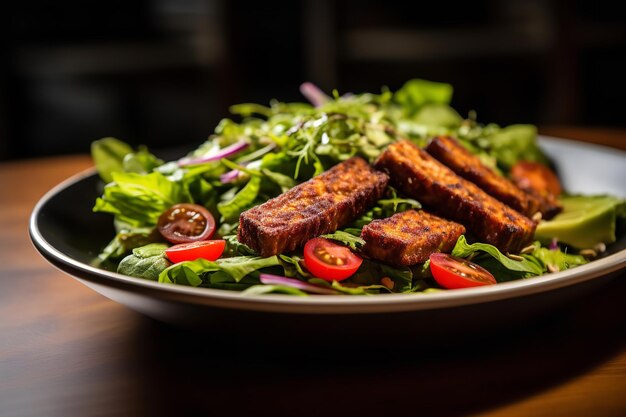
<box><xmin>374</xmin><ymin>140</ymin><xmax>536</xmax><ymax>253</ymax></box>
<box><xmin>237</xmin><ymin>157</ymin><xmax>389</xmax><ymax>257</ymax></box>
<box><xmin>361</xmin><ymin>210</ymin><xmax>466</xmax><ymax>265</ymax></box>
<box><xmin>426</xmin><ymin>136</ymin><xmax>542</xmax><ymax>217</ymax></box>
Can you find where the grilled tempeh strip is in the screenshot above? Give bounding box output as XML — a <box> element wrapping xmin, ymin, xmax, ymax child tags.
<box><xmin>510</xmin><ymin>161</ymin><xmax>563</xmax><ymax>220</ymax></box>
<box><xmin>425</xmin><ymin>136</ymin><xmax>542</xmax><ymax>217</ymax></box>
<box><xmin>374</xmin><ymin>140</ymin><xmax>536</xmax><ymax>253</ymax></box>
<box><xmin>361</xmin><ymin>210</ymin><xmax>466</xmax><ymax>266</ymax></box>
<box><xmin>238</xmin><ymin>157</ymin><xmax>389</xmax><ymax>257</ymax></box>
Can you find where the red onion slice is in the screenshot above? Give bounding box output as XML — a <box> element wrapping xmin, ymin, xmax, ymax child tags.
<box><xmin>299</xmin><ymin>82</ymin><xmax>330</xmax><ymax>108</ymax></box>
<box><xmin>259</xmin><ymin>274</ymin><xmax>340</xmax><ymax>295</ymax></box>
<box><xmin>178</xmin><ymin>140</ymin><xmax>249</xmax><ymax>167</ymax></box>
<box><xmin>219</xmin><ymin>169</ymin><xmax>242</xmax><ymax>183</ymax></box>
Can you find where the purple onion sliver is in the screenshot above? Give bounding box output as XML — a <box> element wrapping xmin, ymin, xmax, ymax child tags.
<box><xmin>259</xmin><ymin>274</ymin><xmax>339</xmax><ymax>295</ymax></box>
<box><xmin>219</xmin><ymin>169</ymin><xmax>241</xmax><ymax>183</ymax></box>
<box><xmin>549</xmin><ymin>238</ymin><xmax>559</xmax><ymax>250</ymax></box>
<box><xmin>178</xmin><ymin>140</ymin><xmax>249</xmax><ymax>167</ymax></box>
<box><xmin>299</xmin><ymin>82</ymin><xmax>330</xmax><ymax>108</ymax></box>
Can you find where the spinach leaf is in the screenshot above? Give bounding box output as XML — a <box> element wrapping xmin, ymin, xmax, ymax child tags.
<box><xmin>348</xmin><ymin>259</ymin><xmax>414</xmax><ymax>293</ymax></box>
<box><xmin>278</xmin><ymin>254</ymin><xmax>309</xmax><ymax>277</ymax></box>
<box><xmin>223</xmin><ymin>235</ymin><xmax>259</xmax><ymax>256</ymax></box>
<box><xmin>159</xmin><ymin>255</ymin><xmax>280</xmax><ymax>286</ymax></box>
<box><xmin>215</xmin><ymin>256</ymin><xmax>280</xmax><ymax>282</ymax></box>
<box><xmin>97</xmin><ymin>226</ymin><xmax>157</xmax><ymax>262</ymax></box>
<box><xmin>117</xmin><ymin>243</ymin><xmax>171</xmax><ymax>281</ymax></box>
<box><xmin>262</xmin><ymin>169</ymin><xmax>297</xmax><ymax>192</ymax></box>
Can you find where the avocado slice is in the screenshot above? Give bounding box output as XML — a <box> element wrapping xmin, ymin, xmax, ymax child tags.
<box><xmin>535</xmin><ymin>195</ymin><xmax>624</xmax><ymax>249</ymax></box>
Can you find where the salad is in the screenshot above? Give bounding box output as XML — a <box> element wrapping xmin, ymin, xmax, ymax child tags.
<box><xmin>91</xmin><ymin>79</ymin><xmax>625</xmax><ymax>296</ymax></box>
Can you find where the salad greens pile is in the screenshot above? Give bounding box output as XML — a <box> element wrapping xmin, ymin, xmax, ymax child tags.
<box><xmin>91</xmin><ymin>79</ymin><xmax>624</xmax><ymax>295</ymax></box>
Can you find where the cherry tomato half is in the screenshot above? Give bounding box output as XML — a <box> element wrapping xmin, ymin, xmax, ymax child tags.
<box><xmin>157</xmin><ymin>203</ymin><xmax>216</xmax><ymax>244</ymax></box>
<box><xmin>165</xmin><ymin>240</ymin><xmax>226</xmax><ymax>263</ymax></box>
<box><xmin>303</xmin><ymin>238</ymin><xmax>363</xmax><ymax>281</ymax></box>
<box><xmin>429</xmin><ymin>253</ymin><xmax>496</xmax><ymax>289</ymax></box>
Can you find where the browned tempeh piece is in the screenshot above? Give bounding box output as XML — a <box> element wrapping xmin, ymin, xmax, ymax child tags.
<box><xmin>426</xmin><ymin>136</ymin><xmax>541</xmax><ymax>217</ymax></box>
<box><xmin>361</xmin><ymin>210</ymin><xmax>466</xmax><ymax>266</ymax></box>
<box><xmin>374</xmin><ymin>140</ymin><xmax>536</xmax><ymax>253</ymax></box>
<box><xmin>237</xmin><ymin>157</ymin><xmax>389</xmax><ymax>256</ymax></box>
<box><xmin>510</xmin><ymin>161</ymin><xmax>563</xmax><ymax>220</ymax></box>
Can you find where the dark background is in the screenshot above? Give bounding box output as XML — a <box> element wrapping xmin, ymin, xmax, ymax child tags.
<box><xmin>2</xmin><ymin>0</ymin><xmax>626</xmax><ymax>161</ymax></box>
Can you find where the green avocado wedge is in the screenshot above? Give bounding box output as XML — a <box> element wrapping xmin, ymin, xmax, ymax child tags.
<box><xmin>535</xmin><ymin>195</ymin><xmax>624</xmax><ymax>249</ymax></box>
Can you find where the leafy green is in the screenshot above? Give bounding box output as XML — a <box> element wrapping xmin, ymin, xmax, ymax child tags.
<box><xmin>321</xmin><ymin>231</ymin><xmax>365</xmax><ymax>251</ymax></box>
<box><xmin>117</xmin><ymin>243</ymin><xmax>171</xmax><ymax>281</ymax></box>
<box><xmin>393</xmin><ymin>79</ymin><xmax>454</xmax><ymax>115</ymax></box>
<box><xmin>451</xmin><ymin>235</ymin><xmax>544</xmax><ymax>277</ymax></box>
<box><xmin>350</xmin><ymin>194</ymin><xmax>421</xmax><ymax>229</ymax></box>
<box><xmin>91</xmin><ymin>138</ymin><xmax>163</xmax><ymax>182</ymax></box>
<box><xmin>217</xmin><ymin>176</ymin><xmax>262</xmax><ymax>223</ymax></box>
<box><xmin>97</xmin><ymin>226</ymin><xmax>157</xmax><ymax>262</ymax></box>
<box><xmin>261</xmin><ymin>169</ymin><xmax>297</xmax><ymax>192</ymax></box>
<box><xmin>92</xmin><ymin>79</ymin><xmax>607</xmax><ymax>294</ymax></box>
<box><xmin>468</xmin><ymin>124</ymin><xmax>547</xmax><ymax>171</ymax></box>
<box><xmin>158</xmin><ymin>255</ymin><xmax>280</xmax><ymax>286</ymax></box>
<box><xmin>412</xmin><ymin>104</ymin><xmax>463</xmax><ymax>129</ymax></box>
<box><xmin>347</xmin><ymin>259</ymin><xmax>414</xmax><ymax>293</ymax></box>
<box><xmin>122</xmin><ymin>146</ymin><xmax>163</xmax><ymax>174</ymax></box>
<box><xmin>91</xmin><ymin>137</ymin><xmax>134</xmax><ymax>183</ymax></box>
<box><xmin>94</xmin><ymin>171</ymin><xmax>193</xmax><ymax>227</ymax></box>
<box><xmin>243</xmin><ymin>285</ymin><xmax>308</xmax><ymax>296</ymax></box>
<box><xmin>532</xmin><ymin>247</ymin><xmax>587</xmax><ymax>273</ymax></box>
<box><xmin>223</xmin><ymin>235</ymin><xmax>259</xmax><ymax>256</ymax></box>
<box><xmin>450</xmin><ymin>236</ymin><xmax>589</xmax><ymax>282</ymax></box>
<box><xmin>278</xmin><ymin>254</ymin><xmax>309</xmax><ymax>278</ymax></box>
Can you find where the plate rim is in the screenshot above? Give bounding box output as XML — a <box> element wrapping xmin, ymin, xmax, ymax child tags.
<box><xmin>29</xmin><ymin>135</ymin><xmax>626</xmax><ymax>314</ymax></box>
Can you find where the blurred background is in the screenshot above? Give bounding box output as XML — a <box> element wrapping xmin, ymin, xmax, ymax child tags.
<box><xmin>2</xmin><ymin>0</ymin><xmax>626</xmax><ymax>161</ymax></box>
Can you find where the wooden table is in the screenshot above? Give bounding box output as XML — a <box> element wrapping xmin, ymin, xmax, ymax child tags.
<box><xmin>1</xmin><ymin>129</ymin><xmax>625</xmax><ymax>417</ymax></box>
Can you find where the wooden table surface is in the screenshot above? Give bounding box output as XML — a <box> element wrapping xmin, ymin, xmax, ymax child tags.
<box><xmin>1</xmin><ymin>129</ymin><xmax>625</xmax><ymax>417</ymax></box>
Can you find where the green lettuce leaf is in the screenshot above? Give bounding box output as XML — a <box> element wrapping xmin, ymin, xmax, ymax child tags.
<box><xmin>93</xmin><ymin>171</ymin><xmax>193</xmax><ymax>227</ymax></box>
<box><xmin>122</xmin><ymin>146</ymin><xmax>163</xmax><ymax>174</ymax></box>
<box><xmin>91</xmin><ymin>137</ymin><xmax>134</xmax><ymax>183</ymax></box>
<box><xmin>394</xmin><ymin>79</ymin><xmax>454</xmax><ymax>116</ymax></box>
<box><xmin>479</xmin><ymin>124</ymin><xmax>548</xmax><ymax>171</ymax></box>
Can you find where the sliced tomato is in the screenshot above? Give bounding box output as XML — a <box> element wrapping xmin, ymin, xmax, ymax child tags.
<box><xmin>157</xmin><ymin>203</ymin><xmax>216</xmax><ymax>244</ymax></box>
<box><xmin>303</xmin><ymin>238</ymin><xmax>363</xmax><ymax>281</ymax></box>
<box><xmin>165</xmin><ymin>240</ymin><xmax>226</xmax><ymax>263</ymax></box>
<box><xmin>429</xmin><ymin>253</ymin><xmax>496</xmax><ymax>289</ymax></box>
